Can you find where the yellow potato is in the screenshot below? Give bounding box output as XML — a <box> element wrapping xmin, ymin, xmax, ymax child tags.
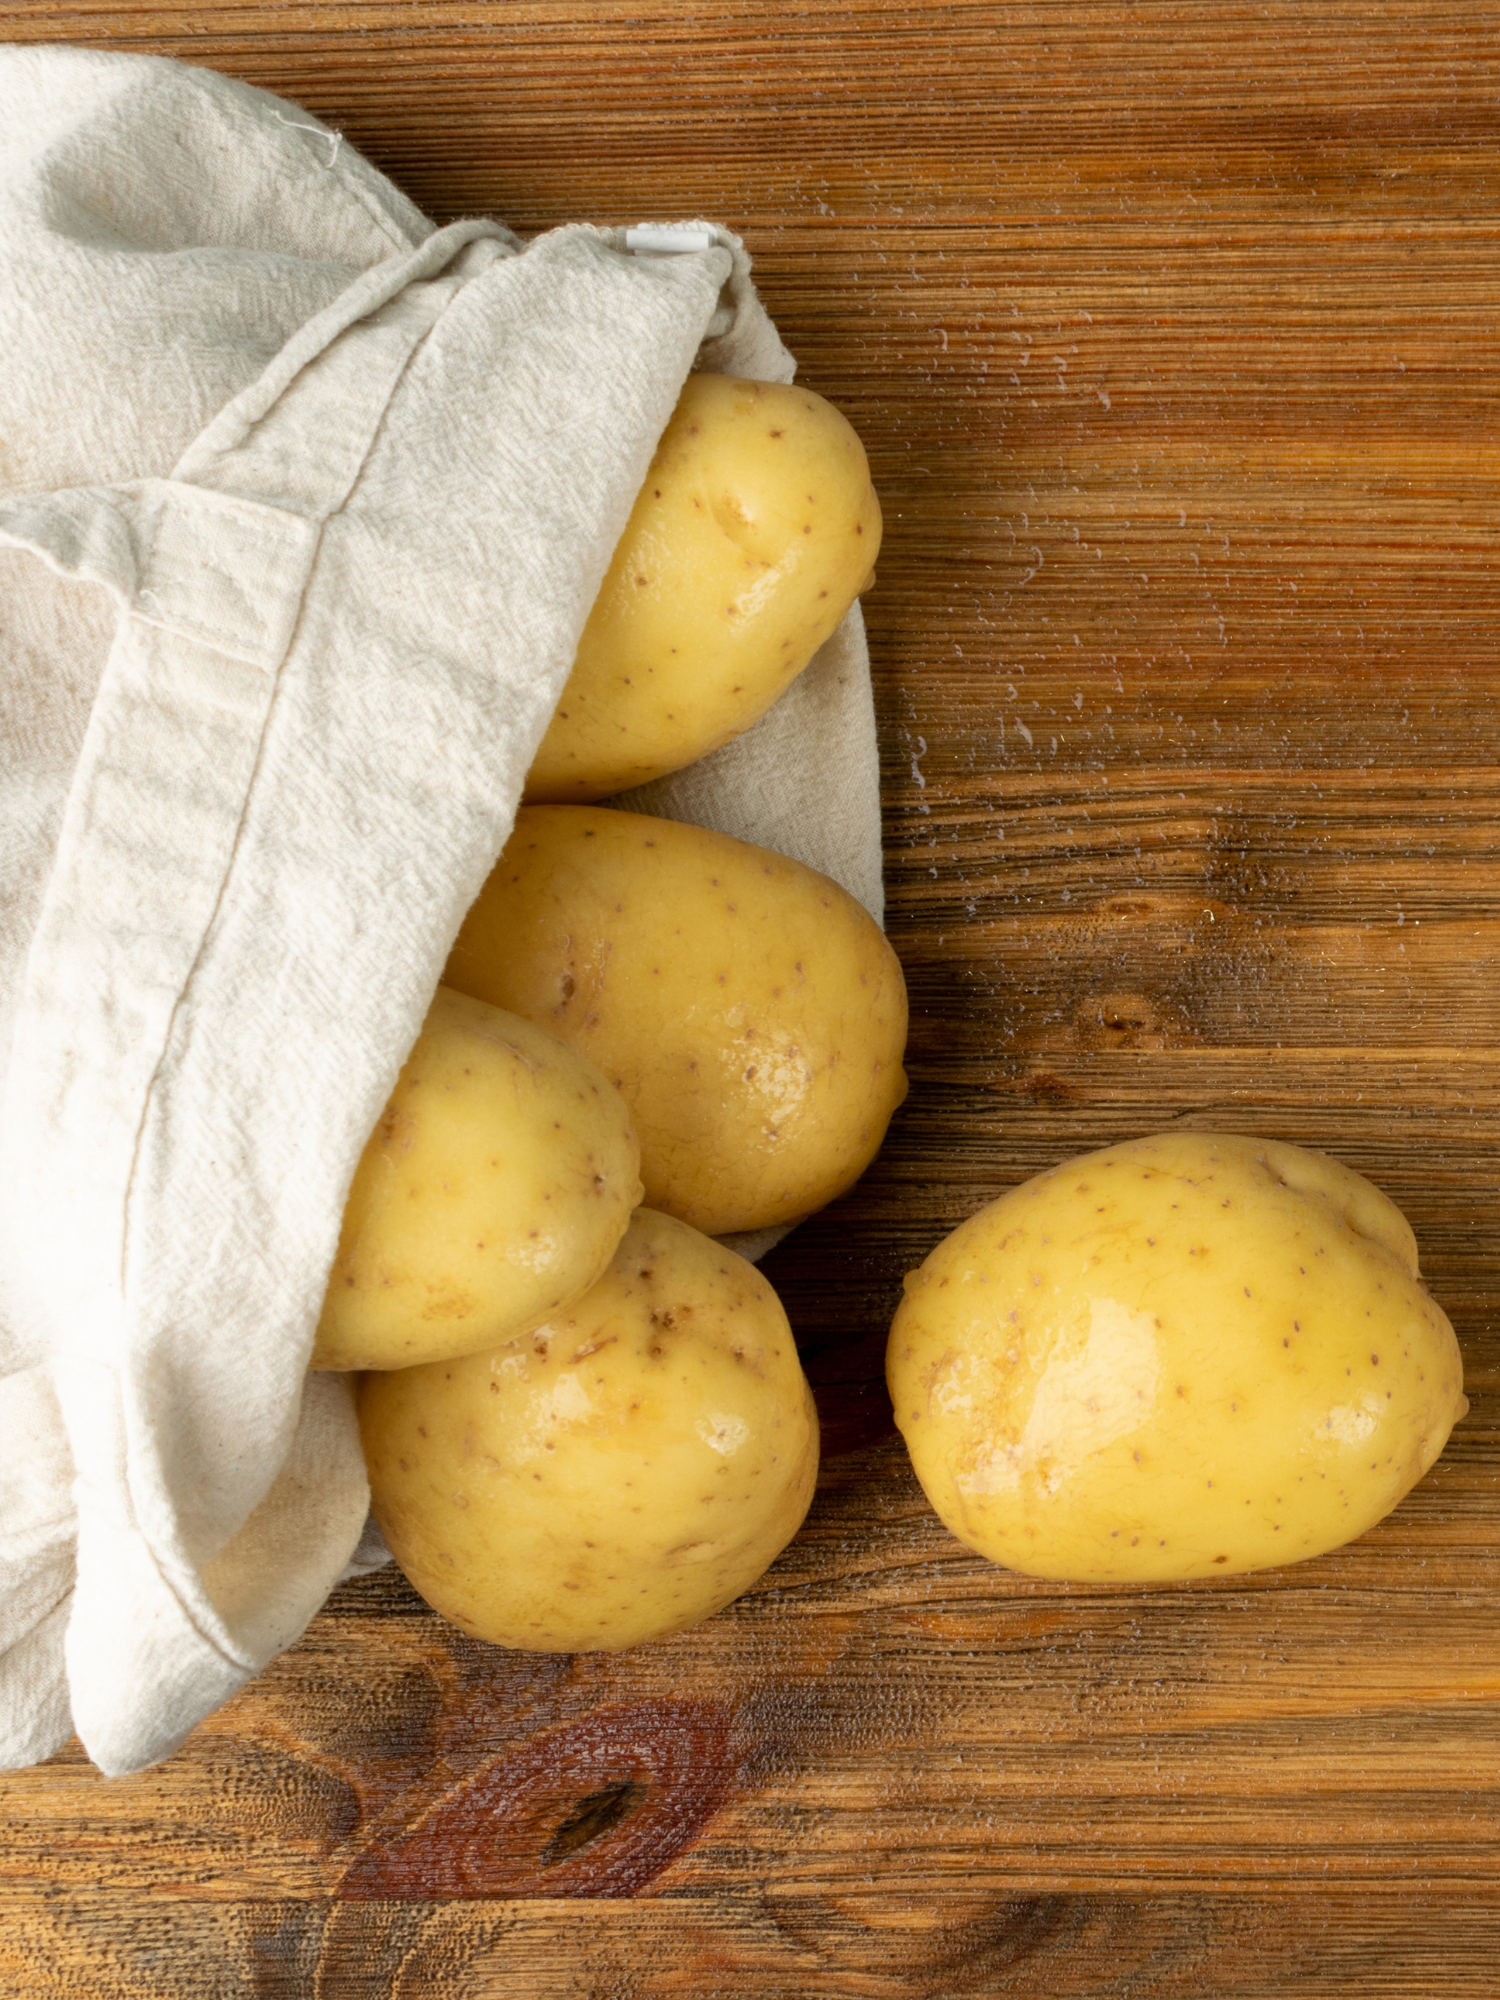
<box><xmin>359</xmin><ymin>1209</ymin><xmax>819</xmax><ymax>1650</ymax></box>
<box><xmin>311</xmin><ymin>987</ymin><xmax>642</xmax><ymax>1372</ymax></box>
<box><xmin>524</xmin><ymin>373</ymin><xmax>882</xmax><ymax>802</ymax></box>
<box><xmin>888</xmin><ymin>1132</ymin><xmax>1467</xmax><ymax>1582</ymax></box>
<box><xmin>444</xmin><ymin>805</ymin><xmax>909</xmax><ymax>1236</ymax></box>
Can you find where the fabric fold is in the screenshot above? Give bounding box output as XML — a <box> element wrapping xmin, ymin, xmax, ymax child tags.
<box><xmin>0</xmin><ymin>1367</ymin><xmax>75</xmax><ymax>1768</ymax></box>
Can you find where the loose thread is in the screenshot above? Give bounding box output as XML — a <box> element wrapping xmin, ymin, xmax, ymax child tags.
<box><xmin>270</xmin><ymin>108</ymin><xmax>343</xmax><ymax>170</ymax></box>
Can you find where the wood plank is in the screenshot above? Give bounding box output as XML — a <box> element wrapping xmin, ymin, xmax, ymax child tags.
<box><xmin>3</xmin><ymin>2</ymin><xmax>1500</xmax><ymax>1992</ymax></box>
<box><xmin>4</xmin><ymin>1888</ymin><xmax>1500</xmax><ymax>1999</ymax></box>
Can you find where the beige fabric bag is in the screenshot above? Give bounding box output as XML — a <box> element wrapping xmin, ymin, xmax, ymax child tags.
<box><xmin>0</xmin><ymin>47</ymin><xmax>882</xmax><ymax>1776</ymax></box>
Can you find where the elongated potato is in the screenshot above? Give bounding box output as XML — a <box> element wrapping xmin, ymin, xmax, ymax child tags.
<box><xmin>524</xmin><ymin>373</ymin><xmax>882</xmax><ymax>802</ymax></box>
<box><xmin>888</xmin><ymin>1132</ymin><xmax>1468</xmax><ymax>1582</ymax></box>
<box><xmin>359</xmin><ymin>1209</ymin><xmax>820</xmax><ymax>1651</ymax></box>
<box><xmin>311</xmin><ymin>987</ymin><xmax>642</xmax><ymax>1372</ymax></box>
<box><xmin>444</xmin><ymin>806</ymin><xmax>909</xmax><ymax>1236</ymax></box>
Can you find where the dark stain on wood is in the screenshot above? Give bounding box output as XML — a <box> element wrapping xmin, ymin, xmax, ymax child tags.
<box><xmin>335</xmin><ymin>1699</ymin><xmax>734</xmax><ymax>1900</ymax></box>
<box><xmin>539</xmin><ymin>1777</ymin><xmax>648</xmax><ymax>1865</ymax></box>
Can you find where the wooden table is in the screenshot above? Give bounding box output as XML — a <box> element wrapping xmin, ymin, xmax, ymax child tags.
<box><xmin>4</xmin><ymin>4</ymin><xmax>1500</xmax><ymax>1993</ymax></box>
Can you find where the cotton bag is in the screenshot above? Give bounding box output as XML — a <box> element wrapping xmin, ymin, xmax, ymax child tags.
<box><xmin>0</xmin><ymin>47</ymin><xmax>884</xmax><ymax>1777</ymax></box>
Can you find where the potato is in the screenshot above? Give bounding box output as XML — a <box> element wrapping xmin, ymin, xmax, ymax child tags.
<box><xmin>311</xmin><ymin>987</ymin><xmax>642</xmax><ymax>1372</ymax></box>
<box><xmin>887</xmin><ymin>1132</ymin><xmax>1467</xmax><ymax>1582</ymax></box>
<box><xmin>524</xmin><ymin>373</ymin><xmax>882</xmax><ymax>802</ymax></box>
<box><xmin>359</xmin><ymin>1209</ymin><xmax>819</xmax><ymax>1650</ymax></box>
<box><xmin>444</xmin><ymin>805</ymin><xmax>909</xmax><ymax>1236</ymax></box>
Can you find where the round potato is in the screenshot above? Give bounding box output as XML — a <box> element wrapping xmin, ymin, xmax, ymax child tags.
<box><xmin>311</xmin><ymin>987</ymin><xmax>642</xmax><ymax>1372</ymax></box>
<box><xmin>360</xmin><ymin>1209</ymin><xmax>820</xmax><ymax>1651</ymax></box>
<box><xmin>888</xmin><ymin>1132</ymin><xmax>1467</xmax><ymax>1582</ymax></box>
<box><xmin>444</xmin><ymin>805</ymin><xmax>909</xmax><ymax>1236</ymax></box>
<box><xmin>524</xmin><ymin>373</ymin><xmax>882</xmax><ymax>802</ymax></box>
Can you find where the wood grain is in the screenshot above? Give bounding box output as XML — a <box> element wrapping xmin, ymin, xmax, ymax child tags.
<box><xmin>4</xmin><ymin>3</ymin><xmax>1500</xmax><ymax>1993</ymax></box>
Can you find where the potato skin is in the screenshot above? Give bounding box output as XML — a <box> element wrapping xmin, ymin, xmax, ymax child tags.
<box><xmin>887</xmin><ymin>1133</ymin><xmax>1467</xmax><ymax>1582</ymax></box>
<box><xmin>444</xmin><ymin>806</ymin><xmax>909</xmax><ymax>1236</ymax></box>
<box><xmin>311</xmin><ymin>988</ymin><xmax>641</xmax><ymax>1372</ymax></box>
<box><xmin>359</xmin><ymin>1209</ymin><xmax>820</xmax><ymax>1651</ymax></box>
<box><xmin>524</xmin><ymin>373</ymin><xmax>882</xmax><ymax>802</ymax></box>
